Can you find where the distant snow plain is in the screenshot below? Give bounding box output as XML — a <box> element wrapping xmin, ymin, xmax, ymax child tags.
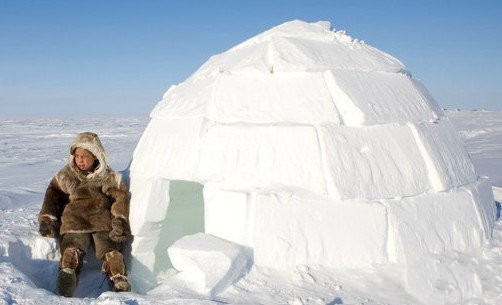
<box><xmin>0</xmin><ymin>110</ymin><xmax>501</xmax><ymax>305</ymax></box>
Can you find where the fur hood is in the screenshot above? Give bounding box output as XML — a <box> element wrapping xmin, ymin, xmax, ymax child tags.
<box><xmin>69</xmin><ymin>132</ymin><xmax>109</xmax><ymax>180</ymax></box>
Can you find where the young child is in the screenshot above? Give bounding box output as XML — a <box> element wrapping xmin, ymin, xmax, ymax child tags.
<box><xmin>38</xmin><ymin>132</ymin><xmax>131</xmax><ymax>297</ymax></box>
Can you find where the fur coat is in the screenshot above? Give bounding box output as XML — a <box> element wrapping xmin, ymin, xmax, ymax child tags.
<box><xmin>38</xmin><ymin>132</ymin><xmax>130</xmax><ymax>234</ymax></box>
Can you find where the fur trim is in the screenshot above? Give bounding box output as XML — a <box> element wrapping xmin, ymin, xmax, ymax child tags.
<box><xmin>61</xmin><ymin>247</ymin><xmax>83</xmax><ymax>270</ymax></box>
<box><xmin>39</xmin><ymin>214</ymin><xmax>58</xmax><ymax>221</ymax></box>
<box><xmin>68</xmin><ymin>132</ymin><xmax>109</xmax><ymax>179</ymax></box>
<box><xmin>114</xmin><ymin>172</ymin><xmax>122</xmax><ymax>189</ymax></box>
<box><xmin>61</xmin><ymin>268</ymin><xmax>75</xmax><ymax>274</ymax></box>
<box><xmin>110</xmin><ymin>274</ymin><xmax>128</xmax><ymax>281</ymax></box>
<box><xmin>112</xmin><ymin>215</ymin><xmax>128</xmax><ymax>221</ymax></box>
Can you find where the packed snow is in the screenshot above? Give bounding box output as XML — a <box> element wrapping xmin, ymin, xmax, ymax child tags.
<box><xmin>0</xmin><ymin>110</ymin><xmax>501</xmax><ymax>304</ymax></box>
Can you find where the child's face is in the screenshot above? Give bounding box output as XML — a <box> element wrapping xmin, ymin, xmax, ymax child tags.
<box><xmin>74</xmin><ymin>148</ymin><xmax>96</xmax><ymax>171</ymax></box>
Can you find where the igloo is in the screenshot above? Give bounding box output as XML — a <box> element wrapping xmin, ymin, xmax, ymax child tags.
<box><xmin>127</xmin><ymin>20</ymin><xmax>496</xmax><ymax>299</ymax></box>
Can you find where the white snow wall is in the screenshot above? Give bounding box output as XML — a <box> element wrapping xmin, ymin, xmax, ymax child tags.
<box><xmin>128</xmin><ymin>20</ymin><xmax>496</xmax><ymax>297</ymax></box>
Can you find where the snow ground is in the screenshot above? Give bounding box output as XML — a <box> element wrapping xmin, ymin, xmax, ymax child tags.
<box><xmin>0</xmin><ymin>110</ymin><xmax>501</xmax><ymax>305</ymax></box>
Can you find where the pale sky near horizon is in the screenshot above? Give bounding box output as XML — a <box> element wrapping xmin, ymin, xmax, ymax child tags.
<box><xmin>1</xmin><ymin>0</ymin><xmax>501</xmax><ymax>118</ymax></box>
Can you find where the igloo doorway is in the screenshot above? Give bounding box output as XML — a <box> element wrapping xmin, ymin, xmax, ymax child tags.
<box><xmin>129</xmin><ymin>178</ymin><xmax>204</xmax><ymax>292</ymax></box>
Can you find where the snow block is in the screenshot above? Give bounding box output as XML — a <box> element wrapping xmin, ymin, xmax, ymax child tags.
<box><xmin>468</xmin><ymin>180</ymin><xmax>497</xmax><ymax>239</ymax></box>
<box><xmin>212</xmin><ymin>73</ymin><xmax>341</xmax><ymax>124</ymax></box>
<box><xmin>195</xmin><ymin>40</ymin><xmax>273</xmax><ymax>76</ymax></box>
<box><xmin>129</xmin><ymin>251</ymin><xmax>157</xmax><ymax>293</ymax></box>
<box><xmin>270</xmin><ymin>35</ymin><xmax>405</xmax><ymax>73</ymax></box>
<box><xmin>168</xmin><ymin>233</ymin><xmax>252</xmax><ymax>296</ymax></box>
<box><xmin>411</xmin><ymin>78</ymin><xmax>445</xmax><ymax>117</ymax></box>
<box><xmin>130</xmin><ymin>237</ymin><xmax>159</xmax><ymax>268</ymax></box>
<box><xmin>204</xmin><ymin>187</ymin><xmax>388</xmax><ymax>268</ymax></box>
<box><xmin>252</xmin><ymin>191</ymin><xmax>388</xmax><ymax>268</ymax></box>
<box><xmin>151</xmin><ymin>77</ymin><xmax>214</xmax><ymax>119</ymax></box>
<box><xmin>130</xmin><ymin>117</ymin><xmax>205</xmax><ymax>180</ymax></box>
<box><xmin>318</xmin><ymin>123</ymin><xmax>430</xmax><ymax>199</ymax></box>
<box><xmin>129</xmin><ymin>176</ymin><xmax>170</xmax><ymax>237</ymax></box>
<box><xmin>203</xmin><ymin>184</ymin><xmax>252</xmax><ymax>246</ymax></box>
<box><xmin>197</xmin><ymin>124</ymin><xmax>327</xmax><ymax>195</ymax></box>
<box><xmin>323</xmin><ymin>70</ymin><xmax>439</xmax><ymax>126</ymax></box>
<box><xmin>409</xmin><ymin>119</ymin><xmax>477</xmax><ymax>191</ymax></box>
<box><xmin>384</xmin><ymin>182</ymin><xmax>489</xmax><ymax>265</ymax></box>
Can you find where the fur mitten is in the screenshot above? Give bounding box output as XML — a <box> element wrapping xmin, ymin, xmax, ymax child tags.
<box><xmin>39</xmin><ymin>217</ymin><xmax>58</xmax><ymax>238</ymax></box>
<box><xmin>109</xmin><ymin>218</ymin><xmax>131</xmax><ymax>243</ymax></box>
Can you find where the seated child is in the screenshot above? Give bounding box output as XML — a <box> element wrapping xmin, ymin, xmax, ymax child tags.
<box><xmin>38</xmin><ymin>132</ymin><xmax>131</xmax><ymax>297</ymax></box>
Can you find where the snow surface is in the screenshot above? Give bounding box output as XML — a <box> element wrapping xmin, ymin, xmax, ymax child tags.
<box><xmin>0</xmin><ymin>110</ymin><xmax>502</xmax><ymax>304</ymax></box>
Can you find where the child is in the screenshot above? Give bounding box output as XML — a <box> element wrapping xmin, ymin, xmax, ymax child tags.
<box><xmin>38</xmin><ymin>132</ymin><xmax>131</xmax><ymax>297</ymax></box>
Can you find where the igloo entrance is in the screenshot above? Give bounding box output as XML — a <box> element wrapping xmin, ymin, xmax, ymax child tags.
<box><xmin>151</xmin><ymin>180</ymin><xmax>204</xmax><ymax>273</ymax></box>
<box><xmin>128</xmin><ymin>178</ymin><xmax>204</xmax><ymax>292</ymax></box>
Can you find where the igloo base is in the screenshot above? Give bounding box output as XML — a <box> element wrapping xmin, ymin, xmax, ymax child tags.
<box><xmin>129</xmin><ymin>176</ymin><xmax>495</xmax><ymax>302</ymax></box>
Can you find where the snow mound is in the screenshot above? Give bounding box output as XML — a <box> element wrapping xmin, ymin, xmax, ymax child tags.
<box><xmin>128</xmin><ymin>20</ymin><xmax>497</xmax><ymax>303</ymax></box>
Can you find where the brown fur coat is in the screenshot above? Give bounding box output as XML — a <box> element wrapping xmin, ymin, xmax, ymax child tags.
<box><xmin>39</xmin><ymin>132</ymin><xmax>130</xmax><ymax>234</ymax></box>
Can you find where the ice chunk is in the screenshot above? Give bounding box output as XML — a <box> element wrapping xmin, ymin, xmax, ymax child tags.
<box><xmin>409</xmin><ymin>119</ymin><xmax>477</xmax><ymax>191</ymax></box>
<box><xmin>318</xmin><ymin>124</ymin><xmax>430</xmax><ymax>199</ymax></box>
<box><xmin>197</xmin><ymin>124</ymin><xmax>327</xmax><ymax>195</ymax></box>
<box><xmin>212</xmin><ymin>73</ymin><xmax>341</xmax><ymax>124</ymax></box>
<box><xmin>130</xmin><ymin>117</ymin><xmax>205</xmax><ymax>180</ymax></box>
<box><xmin>168</xmin><ymin>233</ymin><xmax>252</xmax><ymax>296</ymax></box>
<box><xmin>314</xmin><ymin>20</ymin><xmax>331</xmax><ymax>30</ymax></box>
<box><xmin>323</xmin><ymin>70</ymin><xmax>439</xmax><ymax>126</ymax></box>
<box><xmin>384</xmin><ymin>181</ymin><xmax>489</xmax><ymax>265</ymax></box>
<box><xmin>205</xmin><ymin>187</ymin><xmax>388</xmax><ymax>268</ymax></box>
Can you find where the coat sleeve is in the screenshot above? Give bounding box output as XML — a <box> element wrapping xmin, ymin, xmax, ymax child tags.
<box><xmin>38</xmin><ymin>177</ymin><xmax>69</xmax><ymax>222</ymax></box>
<box><xmin>105</xmin><ymin>176</ymin><xmax>130</xmax><ymax>222</ymax></box>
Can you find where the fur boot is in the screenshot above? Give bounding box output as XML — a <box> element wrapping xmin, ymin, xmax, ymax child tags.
<box><xmin>102</xmin><ymin>250</ymin><xmax>131</xmax><ymax>292</ymax></box>
<box><xmin>57</xmin><ymin>247</ymin><xmax>84</xmax><ymax>297</ymax></box>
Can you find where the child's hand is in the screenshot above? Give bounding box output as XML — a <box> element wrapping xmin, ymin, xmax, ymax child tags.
<box><xmin>39</xmin><ymin>217</ymin><xmax>58</xmax><ymax>238</ymax></box>
<box><xmin>109</xmin><ymin>217</ymin><xmax>131</xmax><ymax>243</ymax></box>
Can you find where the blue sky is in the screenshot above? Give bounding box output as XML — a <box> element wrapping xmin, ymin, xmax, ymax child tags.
<box><xmin>1</xmin><ymin>0</ymin><xmax>501</xmax><ymax>118</ymax></box>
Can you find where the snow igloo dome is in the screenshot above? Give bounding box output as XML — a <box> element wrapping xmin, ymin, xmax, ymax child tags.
<box><xmin>128</xmin><ymin>20</ymin><xmax>496</xmax><ymax>294</ymax></box>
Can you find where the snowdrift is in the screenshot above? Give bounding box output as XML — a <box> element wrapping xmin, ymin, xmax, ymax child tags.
<box><xmin>127</xmin><ymin>20</ymin><xmax>496</xmax><ymax>303</ymax></box>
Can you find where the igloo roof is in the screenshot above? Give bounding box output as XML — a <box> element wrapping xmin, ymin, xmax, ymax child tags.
<box><xmin>132</xmin><ymin>20</ymin><xmax>475</xmax><ymax>201</ymax></box>
<box><xmin>151</xmin><ymin>20</ymin><xmax>442</xmax><ymax>126</ymax></box>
